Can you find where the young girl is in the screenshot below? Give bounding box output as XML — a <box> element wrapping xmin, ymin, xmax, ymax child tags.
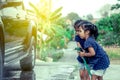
<box><xmin>77</xmin><ymin>22</ymin><xmax>110</xmax><ymax>80</ymax></box>
<box><xmin>74</xmin><ymin>20</ymin><xmax>90</xmax><ymax>80</ymax></box>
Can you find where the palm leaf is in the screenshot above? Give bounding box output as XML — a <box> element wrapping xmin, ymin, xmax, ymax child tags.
<box><xmin>50</xmin><ymin>13</ymin><xmax>62</xmax><ymax>21</ymax></box>
<box><xmin>29</xmin><ymin>2</ymin><xmax>47</xmax><ymax>20</ymax></box>
<box><xmin>50</xmin><ymin>7</ymin><xmax>63</xmax><ymax>17</ymax></box>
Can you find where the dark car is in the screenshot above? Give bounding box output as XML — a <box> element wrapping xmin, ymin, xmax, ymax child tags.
<box><xmin>0</xmin><ymin>0</ymin><xmax>37</xmax><ymax>79</ymax></box>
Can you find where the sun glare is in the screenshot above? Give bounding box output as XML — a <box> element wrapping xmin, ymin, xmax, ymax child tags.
<box><xmin>23</xmin><ymin>0</ymin><xmax>40</xmax><ymax>9</ymax></box>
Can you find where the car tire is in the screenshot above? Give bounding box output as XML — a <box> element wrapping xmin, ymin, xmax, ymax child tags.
<box><xmin>20</xmin><ymin>36</ymin><xmax>36</xmax><ymax>71</ymax></box>
<box><xmin>20</xmin><ymin>71</ymin><xmax>36</xmax><ymax>80</ymax></box>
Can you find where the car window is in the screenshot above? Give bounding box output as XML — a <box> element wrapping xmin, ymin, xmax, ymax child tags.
<box><xmin>1</xmin><ymin>6</ymin><xmax>26</xmax><ymax>19</ymax></box>
<box><xmin>1</xmin><ymin>7</ymin><xmax>17</xmax><ymax>18</ymax></box>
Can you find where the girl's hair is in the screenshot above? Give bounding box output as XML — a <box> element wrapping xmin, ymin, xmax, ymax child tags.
<box><xmin>79</xmin><ymin>21</ymin><xmax>99</xmax><ymax>40</ymax></box>
<box><xmin>74</xmin><ymin>19</ymin><xmax>83</xmax><ymax>28</ymax></box>
<box><xmin>74</xmin><ymin>20</ymin><xmax>89</xmax><ymax>28</ymax></box>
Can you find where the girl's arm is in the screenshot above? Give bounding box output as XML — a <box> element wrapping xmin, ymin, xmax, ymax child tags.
<box><xmin>76</xmin><ymin>42</ymin><xmax>81</xmax><ymax>48</ymax></box>
<box><xmin>76</xmin><ymin>42</ymin><xmax>83</xmax><ymax>55</ymax></box>
<box><xmin>80</xmin><ymin>47</ymin><xmax>95</xmax><ymax>57</ymax></box>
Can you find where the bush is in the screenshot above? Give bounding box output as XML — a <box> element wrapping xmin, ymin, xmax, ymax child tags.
<box><xmin>110</xmin><ymin>13</ymin><xmax>120</xmax><ymax>45</ymax></box>
<box><xmin>95</xmin><ymin>17</ymin><xmax>114</xmax><ymax>45</ymax></box>
<box><xmin>110</xmin><ymin>13</ymin><xmax>120</xmax><ymax>34</ymax></box>
<box><xmin>52</xmin><ymin>50</ymin><xmax>64</xmax><ymax>62</ymax></box>
<box><xmin>101</xmin><ymin>32</ymin><xmax>117</xmax><ymax>45</ymax></box>
<box><xmin>95</xmin><ymin>13</ymin><xmax>120</xmax><ymax>46</ymax></box>
<box><xmin>38</xmin><ymin>48</ymin><xmax>64</xmax><ymax>62</ymax></box>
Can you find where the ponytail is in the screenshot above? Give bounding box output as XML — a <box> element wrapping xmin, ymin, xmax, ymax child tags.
<box><xmin>93</xmin><ymin>25</ymin><xmax>99</xmax><ymax>40</ymax></box>
<box><xmin>81</xmin><ymin>23</ymin><xmax>99</xmax><ymax>40</ymax></box>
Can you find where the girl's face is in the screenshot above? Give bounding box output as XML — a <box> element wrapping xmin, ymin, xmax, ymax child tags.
<box><xmin>78</xmin><ymin>26</ymin><xmax>88</xmax><ymax>39</ymax></box>
<box><xmin>75</xmin><ymin>27</ymin><xmax>80</xmax><ymax>35</ymax></box>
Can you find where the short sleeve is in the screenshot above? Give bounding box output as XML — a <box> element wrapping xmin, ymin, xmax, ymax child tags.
<box><xmin>75</xmin><ymin>35</ymin><xmax>79</xmax><ymax>42</ymax></box>
<box><xmin>84</xmin><ymin>40</ymin><xmax>92</xmax><ymax>49</ymax></box>
<box><xmin>84</xmin><ymin>37</ymin><xmax>98</xmax><ymax>53</ymax></box>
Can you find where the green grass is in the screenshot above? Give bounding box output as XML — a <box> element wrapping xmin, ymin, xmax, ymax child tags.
<box><xmin>104</xmin><ymin>47</ymin><xmax>120</xmax><ymax>60</ymax></box>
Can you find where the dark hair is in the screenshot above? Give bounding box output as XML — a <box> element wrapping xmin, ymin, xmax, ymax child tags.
<box><xmin>80</xmin><ymin>22</ymin><xmax>99</xmax><ymax>40</ymax></box>
<box><xmin>74</xmin><ymin>20</ymin><xmax>89</xmax><ymax>28</ymax></box>
<box><xmin>74</xmin><ymin>19</ymin><xmax>83</xmax><ymax>28</ymax></box>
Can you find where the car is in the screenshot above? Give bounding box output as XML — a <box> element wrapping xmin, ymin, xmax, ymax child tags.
<box><xmin>0</xmin><ymin>0</ymin><xmax>37</xmax><ymax>79</ymax></box>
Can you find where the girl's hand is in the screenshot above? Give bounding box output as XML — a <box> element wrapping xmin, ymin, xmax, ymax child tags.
<box><xmin>79</xmin><ymin>52</ymin><xmax>85</xmax><ymax>57</ymax></box>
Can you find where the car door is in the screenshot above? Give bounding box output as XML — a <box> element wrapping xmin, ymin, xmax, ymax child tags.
<box><xmin>1</xmin><ymin>1</ymin><xmax>29</xmax><ymax>63</ymax></box>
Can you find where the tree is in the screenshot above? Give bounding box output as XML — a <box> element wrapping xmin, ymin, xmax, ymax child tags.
<box><xmin>110</xmin><ymin>14</ymin><xmax>120</xmax><ymax>40</ymax></box>
<box><xmin>86</xmin><ymin>14</ymin><xmax>94</xmax><ymax>21</ymax></box>
<box><xmin>98</xmin><ymin>4</ymin><xmax>112</xmax><ymax>17</ymax></box>
<box><xmin>28</xmin><ymin>0</ymin><xmax>71</xmax><ymax>59</ymax></box>
<box><xmin>111</xmin><ymin>0</ymin><xmax>120</xmax><ymax>10</ymax></box>
<box><xmin>95</xmin><ymin>13</ymin><xmax>120</xmax><ymax>46</ymax></box>
<box><xmin>66</xmin><ymin>12</ymin><xmax>81</xmax><ymax>22</ymax></box>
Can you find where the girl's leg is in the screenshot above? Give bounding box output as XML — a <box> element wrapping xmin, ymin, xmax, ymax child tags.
<box><xmin>84</xmin><ymin>70</ymin><xmax>90</xmax><ymax>80</ymax></box>
<box><xmin>91</xmin><ymin>75</ymin><xmax>97</xmax><ymax>80</ymax></box>
<box><xmin>79</xmin><ymin>63</ymin><xmax>86</xmax><ymax>80</ymax></box>
<box><xmin>98</xmin><ymin>76</ymin><xmax>103</xmax><ymax>80</ymax></box>
<box><xmin>79</xmin><ymin>69</ymin><xmax>85</xmax><ymax>80</ymax></box>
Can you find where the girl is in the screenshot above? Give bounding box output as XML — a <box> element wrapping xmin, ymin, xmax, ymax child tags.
<box><xmin>77</xmin><ymin>22</ymin><xmax>110</xmax><ymax>80</ymax></box>
<box><xmin>74</xmin><ymin>20</ymin><xmax>90</xmax><ymax>80</ymax></box>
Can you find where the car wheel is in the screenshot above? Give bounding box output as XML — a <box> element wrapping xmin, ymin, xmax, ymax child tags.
<box><xmin>20</xmin><ymin>36</ymin><xmax>36</xmax><ymax>71</ymax></box>
<box><xmin>20</xmin><ymin>70</ymin><xmax>35</xmax><ymax>80</ymax></box>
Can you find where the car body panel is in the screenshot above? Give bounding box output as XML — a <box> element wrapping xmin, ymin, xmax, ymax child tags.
<box><xmin>0</xmin><ymin>1</ymin><xmax>37</xmax><ymax>65</ymax></box>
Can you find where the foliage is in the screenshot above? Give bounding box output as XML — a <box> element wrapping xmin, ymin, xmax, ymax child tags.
<box><xmin>28</xmin><ymin>0</ymin><xmax>71</xmax><ymax>59</ymax></box>
<box><xmin>110</xmin><ymin>13</ymin><xmax>120</xmax><ymax>33</ymax></box>
<box><xmin>95</xmin><ymin>16</ymin><xmax>113</xmax><ymax>45</ymax></box>
<box><xmin>40</xmin><ymin>48</ymin><xmax>64</xmax><ymax>61</ymax></box>
<box><xmin>86</xmin><ymin>14</ymin><xmax>94</xmax><ymax>21</ymax></box>
<box><xmin>95</xmin><ymin>13</ymin><xmax>120</xmax><ymax>46</ymax></box>
<box><xmin>51</xmin><ymin>50</ymin><xmax>64</xmax><ymax>61</ymax></box>
<box><xmin>111</xmin><ymin>0</ymin><xmax>120</xmax><ymax>10</ymax></box>
<box><xmin>66</xmin><ymin>12</ymin><xmax>81</xmax><ymax>22</ymax></box>
<box><xmin>110</xmin><ymin>13</ymin><xmax>120</xmax><ymax>45</ymax></box>
<box><xmin>98</xmin><ymin>4</ymin><xmax>112</xmax><ymax>17</ymax></box>
<box><xmin>55</xmin><ymin>17</ymin><xmax>69</xmax><ymax>29</ymax></box>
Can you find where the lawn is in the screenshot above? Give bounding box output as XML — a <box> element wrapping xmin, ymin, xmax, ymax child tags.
<box><xmin>104</xmin><ymin>47</ymin><xmax>120</xmax><ymax>64</ymax></box>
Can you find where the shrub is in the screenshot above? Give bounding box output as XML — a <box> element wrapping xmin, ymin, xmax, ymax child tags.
<box><xmin>95</xmin><ymin>13</ymin><xmax>120</xmax><ymax>46</ymax></box>
<box><xmin>110</xmin><ymin>13</ymin><xmax>120</xmax><ymax>45</ymax></box>
<box><xmin>39</xmin><ymin>48</ymin><xmax>64</xmax><ymax>62</ymax></box>
<box><xmin>95</xmin><ymin>17</ymin><xmax>114</xmax><ymax>45</ymax></box>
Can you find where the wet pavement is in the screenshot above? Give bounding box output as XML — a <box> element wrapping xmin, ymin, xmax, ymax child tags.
<box><xmin>35</xmin><ymin>62</ymin><xmax>76</xmax><ymax>80</ymax></box>
<box><xmin>3</xmin><ymin>62</ymin><xmax>120</xmax><ymax>80</ymax></box>
<box><xmin>3</xmin><ymin>41</ymin><xmax>120</xmax><ymax>80</ymax></box>
<box><xmin>3</xmin><ymin>62</ymin><xmax>76</xmax><ymax>80</ymax></box>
